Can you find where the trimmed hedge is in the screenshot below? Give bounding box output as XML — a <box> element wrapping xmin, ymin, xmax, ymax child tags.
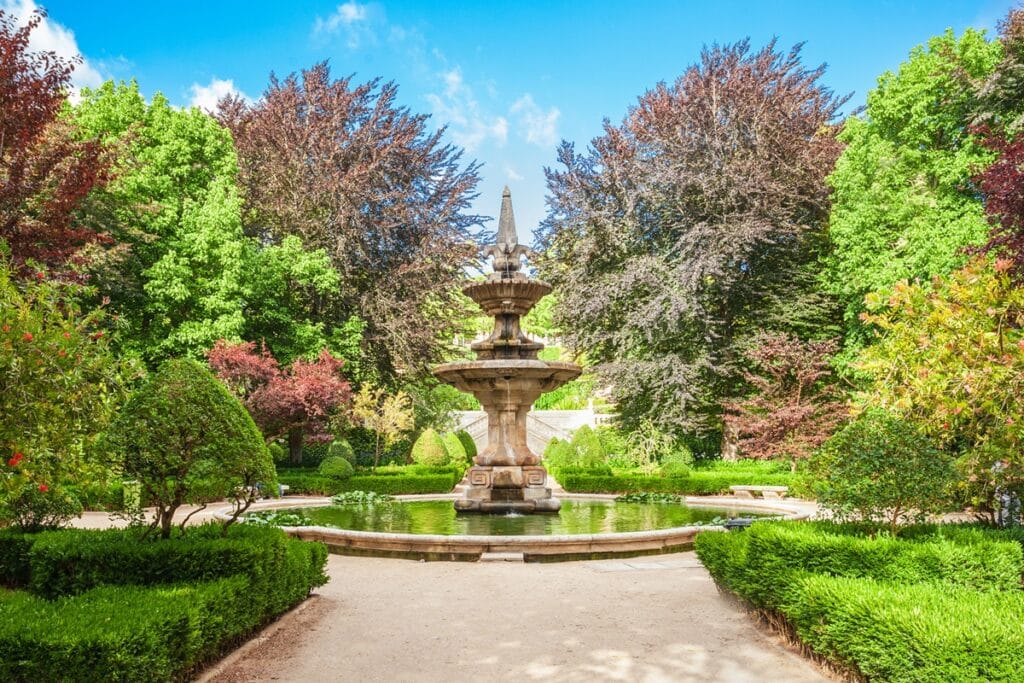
<box><xmin>703</xmin><ymin>521</ymin><xmax>1024</xmax><ymax>610</ymax></box>
<box><xmin>0</xmin><ymin>577</ymin><xmax>253</xmax><ymax>681</ymax></box>
<box><xmin>0</xmin><ymin>524</ymin><xmax>327</xmax><ymax>681</ymax></box>
<box><xmin>278</xmin><ymin>472</ymin><xmax>458</xmax><ymax>495</ymax></box>
<box><xmin>560</xmin><ymin>471</ymin><xmax>793</xmax><ymax>495</ymax></box>
<box><xmin>0</xmin><ymin>530</ymin><xmax>34</xmax><ymax>588</ymax></box>
<box><xmin>788</xmin><ymin>576</ymin><xmax>1024</xmax><ymax>683</ymax></box>
<box><xmin>695</xmin><ymin>521</ymin><xmax>1024</xmax><ymax>682</ymax></box>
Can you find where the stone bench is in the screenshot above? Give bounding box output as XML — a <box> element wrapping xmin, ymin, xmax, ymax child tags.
<box><xmin>729</xmin><ymin>485</ymin><xmax>789</xmax><ymax>500</ymax></box>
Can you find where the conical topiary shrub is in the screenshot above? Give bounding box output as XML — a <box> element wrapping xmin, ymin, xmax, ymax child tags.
<box><xmin>442</xmin><ymin>432</ymin><xmax>468</xmax><ymax>465</ymax></box>
<box><xmin>570</xmin><ymin>425</ymin><xmax>606</xmax><ymax>469</ymax></box>
<box><xmin>542</xmin><ymin>437</ymin><xmax>575</xmax><ymax>469</ymax></box>
<box><xmin>410</xmin><ymin>428</ymin><xmax>449</xmax><ymax>467</ymax></box>
<box><xmin>455</xmin><ymin>429</ymin><xmax>478</xmax><ymax>460</ymax></box>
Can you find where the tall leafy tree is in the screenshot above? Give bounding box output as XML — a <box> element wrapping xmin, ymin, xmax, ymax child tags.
<box><xmin>972</xmin><ymin>7</ymin><xmax>1024</xmax><ymax>135</ymax></box>
<box><xmin>73</xmin><ymin>81</ymin><xmax>249</xmax><ymax>363</ymax></box>
<box><xmin>538</xmin><ymin>40</ymin><xmax>845</xmax><ymax>438</ymax></box>
<box><xmin>0</xmin><ymin>8</ymin><xmax>111</xmax><ymax>273</ymax></box>
<box><xmin>824</xmin><ymin>29</ymin><xmax>1002</xmax><ymax>346</ymax></box>
<box><xmin>219</xmin><ymin>63</ymin><xmax>483</xmax><ymax>383</ymax></box>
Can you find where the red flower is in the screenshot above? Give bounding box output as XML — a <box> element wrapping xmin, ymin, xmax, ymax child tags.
<box><xmin>1</xmin><ymin>324</ymin><xmax>9</xmax><ymax>333</ymax></box>
<box><xmin>22</xmin><ymin>332</ymin><xmax>33</xmax><ymax>342</ymax></box>
<box><xmin>62</xmin><ymin>331</ymin><xmax>71</xmax><ymax>339</ymax></box>
<box><xmin>90</xmin><ymin>331</ymin><xmax>104</xmax><ymax>340</ymax></box>
<box><xmin>58</xmin><ymin>350</ymin><xmax>66</xmax><ymax>357</ymax></box>
<box><xmin>7</xmin><ymin>452</ymin><xmax>23</xmax><ymax>467</ymax></box>
<box><xmin>35</xmin><ymin>272</ymin><xmax>44</xmax><ymax>280</ymax></box>
<box><xmin>37</xmin><ymin>484</ymin><xmax>48</xmax><ymax>493</ymax></box>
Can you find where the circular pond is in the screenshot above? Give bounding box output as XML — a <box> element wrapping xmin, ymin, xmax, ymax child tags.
<box><xmin>222</xmin><ymin>495</ymin><xmax>807</xmax><ymax>562</ymax></box>
<box><xmin>283</xmin><ymin>499</ymin><xmax>763</xmax><ymax>536</ymax></box>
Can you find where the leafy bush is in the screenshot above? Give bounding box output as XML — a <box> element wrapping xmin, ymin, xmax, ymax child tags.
<box><xmin>811</xmin><ymin>408</ymin><xmax>956</xmax><ymax>533</ymax></box>
<box><xmin>410</xmin><ymin>428</ymin><xmax>449</xmax><ymax>467</ymax></box>
<box><xmin>659</xmin><ymin>448</ymin><xmax>693</xmax><ymax>478</ymax></box>
<box><xmin>268</xmin><ymin>442</ymin><xmax>286</xmax><ymax>463</ymax></box>
<box><xmin>561</xmin><ymin>471</ymin><xmax>793</xmax><ymax>495</ymax></box>
<box><xmin>299</xmin><ymin>440</ymin><xmax>332</xmax><ymax>467</ymax></box>
<box><xmin>0</xmin><ymin>530</ymin><xmax>34</xmax><ymax>588</ymax></box>
<box><xmin>570</xmin><ymin>425</ymin><xmax>606</xmax><ymax>469</ymax></box>
<box><xmin>1</xmin><ymin>483</ymin><xmax>83</xmax><ymax>532</ymax></box>
<box><xmin>595</xmin><ymin>425</ymin><xmax>629</xmax><ymax>461</ymax></box>
<box><xmin>331</xmin><ymin>490</ymin><xmax>394</xmax><ymax>505</ymax></box>
<box><xmin>245</xmin><ymin>510</ymin><xmax>314</xmax><ymax>527</ymax></box>
<box><xmin>614</xmin><ymin>492</ymin><xmax>682</xmax><ymax>504</ymax></box>
<box><xmin>0</xmin><ymin>524</ymin><xmax>328</xmax><ymax>681</ymax></box>
<box><xmin>442</xmin><ymin>432</ymin><xmax>469</xmax><ymax>465</ymax></box>
<box><xmin>278</xmin><ymin>472</ymin><xmax>457</xmax><ymax>496</ymax></box>
<box><xmin>787</xmin><ymin>576</ymin><xmax>1024</xmax><ymax>683</ymax></box>
<box><xmin>695</xmin><ymin>520</ymin><xmax>1024</xmax><ymax>681</ymax></box>
<box><xmin>106</xmin><ymin>358</ymin><xmax>276</xmax><ymax>537</ymax></box>
<box><xmin>328</xmin><ymin>439</ymin><xmax>356</xmax><ymax>463</ymax></box>
<box><xmin>318</xmin><ymin>456</ymin><xmax>354</xmax><ymax>480</ymax></box>
<box><xmin>455</xmin><ymin>430</ymin><xmax>477</xmax><ymax>460</ymax></box>
<box><xmin>542</xmin><ymin>437</ymin><xmax>574</xmax><ymax>469</ymax></box>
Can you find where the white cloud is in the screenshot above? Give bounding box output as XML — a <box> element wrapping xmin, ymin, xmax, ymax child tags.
<box><xmin>188</xmin><ymin>77</ymin><xmax>250</xmax><ymax>112</ymax></box>
<box><xmin>510</xmin><ymin>94</ymin><xmax>561</xmax><ymax>148</ymax></box>
<box><xmin>3</xmin><ymin>0</ymin><xmax>103</xmax><ymax>99</ymax></box>
<box><xmin>504</xmin><ymin>165</ymin><xmax>523</xmax><ymax>182</ymax></box>
<box><xmin>313</xmin><ymin>2</ymin><xmax>377</xmax><ymax>49</ymax></box>
<box><xmin>426</xmin><ymin>66</ymin><xmax>508</xmax><ymax>152</ymax></box>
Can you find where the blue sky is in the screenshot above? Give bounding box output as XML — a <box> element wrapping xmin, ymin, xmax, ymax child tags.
<box><xmin>6</xmin><ymin>0</ymin><xmax>1017</xmax><ymax>242</ymax></box>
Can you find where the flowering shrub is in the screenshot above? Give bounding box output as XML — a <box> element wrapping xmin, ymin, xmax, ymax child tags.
<box><xmin>0</xmin><ymin>259</ymin><xmax>136</xmax><ymax>529</ymax></box>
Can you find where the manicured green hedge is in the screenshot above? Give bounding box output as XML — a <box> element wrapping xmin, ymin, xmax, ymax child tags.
<box><xmin>0</xmin><ymin>524</ymin><xmax>328</xmax><ymax>681</ymax></box>
<box><xmin>278</xmin><ymin>472</ymin><xmax>458</xmax><ymax>495</ymax></box>
<box><xmin>560</xmin><ymin>471</ymin><xmax>793</xmax><ymax>495</ymax></box>
<box><xmin>0</xmin><ymin>576</ymin><xmax>255</xmax><ymax>681</ymax></box>
<box><xmin>788</xmin><ymin>576</ymin><xmax>1024</xmax><ymax>683</ymax></box>
<box><xmin>695</xmin><ymin>521</ymin><xmax>1024</xmax><ymax>681</ymax></box>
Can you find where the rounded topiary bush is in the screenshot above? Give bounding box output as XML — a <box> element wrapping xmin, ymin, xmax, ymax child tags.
<box><xmin>328</xmin><ymin>439</ymin><xmax>356</xmax><ymax>463</ymax></box>
<box><xmin>318</xmin><ymin>456</ymin><xmax>354</xmax><ymax>480</ymax></box>
<box><xmin>268</xmin><ymin>442</ymin><xmax>286</xmax><ymax>463</ymax></box>
<box><xmin>570</xmin><ymin>425</ymin><xmax>606</xmax><ymax>469</ymax></box>
<box><xmin>106</xmin><ymin>358</ymin><xmax>275</xmax><ymax>538</ymax></box>
<box><xmin>410</xmin><ymin>428</ymin><xmax>449</xmax><ymax>467</ymax></box>
<box><xmin>660</xmin><ymin>446</ymin><xmax>693</xmax><ymax>478</ymax></box>
<box><xmin>542</xmin><ymin>437</ymin><xmax>575</xmax><ymax>469</ymax></box>
<box><xmin>455</xmin><ymin>430</ymin><xmax>477</xmax><ymax>461</ymax></box>
<box><xmin>442</xmin><ymin>432</ymin><xmax>468</xmax><ymax>465</ymax></box>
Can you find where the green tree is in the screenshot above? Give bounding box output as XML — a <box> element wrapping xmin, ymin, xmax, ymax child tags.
<box><xmin>538</xmin><ymin>40</ymin><xmax>845</xmax><ymax>438</ymax></box>
<box><xmin>824</xmin><ymin>29</ymin><xmax>1002</xmax><ymax>348</ymax></box>
<box><xmin>856</xmin><ymin>258</ymin><xmax>1024</xmax><ymax>520</ymax></box>
<box><xmin>351</xmin><ymin>384</ymin><xmax>415</xmax><ymax>468</ymax></box>
<box><xmin>0</xmin><ymin>258</ymin><xmax>135</xmax><ymax>529</ymax></box>
<box><xmin>410</xmin><ymin>428</ymin><xmax>448</xmax><ymax>467</ymax></box>
<box><xmin>811</xmin><ymin>409</ymin><xmax>956</xmax><ymax>534</ymax></box>
<box><xmin>73</xmin><ymin>81</ymin><xmax>249</xmax><ymax>363</ymax></box>
<box><xmin>105</xmin><ymin>358</ymin><xmax>275</xmax><ymax>538</ymax></box>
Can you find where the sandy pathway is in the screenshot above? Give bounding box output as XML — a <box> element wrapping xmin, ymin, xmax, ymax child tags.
<box><xmin>204</xmin><ymin>552</ymin><xmax>828</xmax><ymax>683</ymax></box>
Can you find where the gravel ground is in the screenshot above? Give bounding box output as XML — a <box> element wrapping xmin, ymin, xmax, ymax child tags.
<box><xmin>201</xmin><ymin>552</ymin><xmax>830</xmax><ymax>683</ymax></box>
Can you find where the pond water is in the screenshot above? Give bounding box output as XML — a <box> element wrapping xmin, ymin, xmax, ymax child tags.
<box><xmin>284</xmin><ymin>499</ymin><xmax>769</xmax><ymax>536</ymax></box>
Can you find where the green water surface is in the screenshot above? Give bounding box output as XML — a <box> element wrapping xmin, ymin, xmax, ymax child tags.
<box><xmin>292</xmin><ymin>499</ymin><xmax>766</xmax><ymax>536</ymax></box>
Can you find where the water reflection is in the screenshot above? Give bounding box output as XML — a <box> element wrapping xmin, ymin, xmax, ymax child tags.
<box><xmin>296</xmin><ymin>500</ymin><xmax>764</xmax><ymax>536</ymax></box>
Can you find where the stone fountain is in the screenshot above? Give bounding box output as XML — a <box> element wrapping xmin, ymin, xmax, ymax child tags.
<box><xmin>434</xmin><ymin>187</ymin><xmax>581</xmax><ymax>513</ymax></box>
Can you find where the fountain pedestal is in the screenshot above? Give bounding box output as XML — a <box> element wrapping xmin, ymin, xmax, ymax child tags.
<box><xmin>433</xmin><ymin>187</ymin><xmax>581</xmax><ymax>514</ymax></box>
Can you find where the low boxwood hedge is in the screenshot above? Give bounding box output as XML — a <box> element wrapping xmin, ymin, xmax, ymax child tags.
<box><xmin>560</xmin><ymin>471</ymin><xmax>793</xmax><ymax>495</ymax></box>
<box><xmin>695</xmin><ymin>521</ymin><xmax>1024</xmax><ymax>682</ymax></box>
<box><xmin>279</xmin><ymin>472</ymin><xmax>458</xmax><ymax>495</ymax></box>
<box><xmin>788</xmin><ymin>576</ymin><xmax>1024</xmax><ymax>683</ymax></box>
<box><xmin>0</xmin><ymin>524</ymin><xmax>328</xmax><ymax>681</ymax></box>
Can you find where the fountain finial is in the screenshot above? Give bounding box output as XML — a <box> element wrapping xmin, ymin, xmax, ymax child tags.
<box><xmin>484</xmin><ymin>186</ymin><xmax>530</xmax><ymax>280</ymax></box>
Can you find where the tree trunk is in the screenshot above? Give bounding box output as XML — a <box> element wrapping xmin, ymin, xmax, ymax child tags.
<box><xmin>159</xmin><ymin>506</ymin><xmax>175</xmax><ymax>539</ymax></box>
<box><xmin>720</xmin><ymin>420</ymin><xmax>740</xmax><ymax>462</ymax></box>
<box><xmin>288</xmin><ymin>427</ymin><xmax>304</xmax><ymax>464</ymax></box>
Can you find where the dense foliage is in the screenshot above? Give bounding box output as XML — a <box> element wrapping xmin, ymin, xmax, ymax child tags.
<box><xmin>219</xmin><ymin>63</ymin><xmax>483</xmax><ymax>382</ymax></box>
<box><xmin>0</xmin><ymin>261</ymin><xmax>134</xmax><ymax>529</ymax></box>
<box><xmin>811</xmin><ymin>409</ymin><xmax>956</xmax><ymax>533</ymax></box>
<box><xmin>823</xmin><ymin>29</ymin><xmax>1001</xmax><ymax>347</ymax></box>
<box><xmin>538</xmin><ymin>39</ymin><xmax>845</xmax><ymax>439</ymax></box>
<box><xmin>105</xmin><ymin>359</ymin><xmax>275</xmax><ymax>537</ymax></box>
<box><xmin>695</xmin><ymin>521</ymin><xmax>1024</xmax><ymax>681</ymax></box>
<box><xmin>0</xmin><ymin>9</ymin><xmax>111</xmax><ymax>273</ymax></box>
<box><xmin>0</xmin><ymin>524</ymin><xmax>327</xmax><ymax>680</ymax></box>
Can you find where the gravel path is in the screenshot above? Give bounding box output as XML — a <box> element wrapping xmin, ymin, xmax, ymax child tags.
<box><xmin>202</xmin><ymin>552</ymin><xmax>829</xmax><ymax>683</ymax></box>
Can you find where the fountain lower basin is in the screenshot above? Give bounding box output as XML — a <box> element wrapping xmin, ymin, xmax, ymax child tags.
<box><xmin>219</xmin><ymin>495</ymin><xmax>808</xmax><ymax>561</ymax></box>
